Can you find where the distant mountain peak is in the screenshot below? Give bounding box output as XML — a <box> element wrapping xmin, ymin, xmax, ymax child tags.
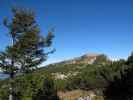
<box><xmin>57</xmin><ymin>53</ymin><xmax>99</xmax><ymax>65</ymax></box>
<box><xmin>82</xmin><ymin>53</ymin><xmax>98</xmax><ymax>57</ymax></box>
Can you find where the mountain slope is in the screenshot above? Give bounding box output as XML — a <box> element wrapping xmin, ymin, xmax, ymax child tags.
<box><xmin>52</xmin><ymin>53</ymin><xmax>99</xmax><ymax>65</ymax></box>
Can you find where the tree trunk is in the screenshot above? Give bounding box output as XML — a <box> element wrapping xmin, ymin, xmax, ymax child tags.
<box><xmin>9</xmin><ymin>36</ymin><xmax>15</xmax><ymax>100</ymax></box>
<box><xmin>9</xmin><ymin>72</ymin><xmax>14</xmax><ymax>100</ymax></box>
<box><xmin>9</xmin><ymin>87</ymin><xmax>13</xmax><ymax>100</ymax></box>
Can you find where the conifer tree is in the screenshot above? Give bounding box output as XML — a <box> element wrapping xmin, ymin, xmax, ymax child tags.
<box><xmin>0</xmin><ymin>7</ymin><xmax>54</xmax><ymax>100</ymax></box>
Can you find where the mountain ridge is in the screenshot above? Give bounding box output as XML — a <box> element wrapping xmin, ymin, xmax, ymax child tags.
<box><xmin>50</xmin><ymin>53</ymin><xmax>99</xmax><ymax>65</ymax></box>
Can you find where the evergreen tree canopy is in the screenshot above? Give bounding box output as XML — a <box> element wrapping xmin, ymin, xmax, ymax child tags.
<box><xmin>126</xmin><ymin>52</ymin><xmax>133</xmax><ymax>66</ymax></box>
<box><xmin>0</xmin><ymin>7</ymin><xmax>54</xmax><ymax>74</ymax></box>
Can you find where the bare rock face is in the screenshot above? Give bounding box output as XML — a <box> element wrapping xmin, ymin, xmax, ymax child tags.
<box><xmin>52</xmin><ymin>52</ymin><xmax>110</xmax><ymax>66</ymax></box>
<box><xmin>62</xmin><ymin>53</ymin><xmax>98</xmax><ymax>65</ymax></box>
<box><xmin>80</xmin><ymin>53</ymin><xmax>98</xmax><ymax>64</ymax></box>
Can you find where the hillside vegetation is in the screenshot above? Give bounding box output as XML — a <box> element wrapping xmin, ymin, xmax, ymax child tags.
<box><xmin>0</xmin><ymin>53</ymin><xmax>132</xmax><ymax>100</ymax></box>
<box><xmin>0</xmin><ymin>54</ymin><xmax>111</xmax><ymax>99</ymax></box>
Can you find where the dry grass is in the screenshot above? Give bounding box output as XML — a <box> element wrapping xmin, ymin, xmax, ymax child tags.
<box><xmin>58</xmin><ymin>89</ymin><xmax>104</xmax><ymax>100</ymax></box>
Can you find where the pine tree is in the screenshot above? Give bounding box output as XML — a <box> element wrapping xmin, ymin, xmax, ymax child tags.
<box><xmin>0</xmin><ymin>7</ymin><xmax>54</xmax><ymax>100</ymax></box>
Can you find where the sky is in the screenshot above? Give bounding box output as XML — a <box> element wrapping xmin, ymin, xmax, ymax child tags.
<box><xmin>0</xmin><ymin>0</ymin><xmax>133</xmax><ymax>65</ymax></box>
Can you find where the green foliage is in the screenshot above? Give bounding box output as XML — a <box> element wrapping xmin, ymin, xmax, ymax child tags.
<box><xmin>45</xmin><ymin>63</ymin><xmax>87</xmax><ymax>74</ymax></box>
<box><xmin>0</xmin><ymin>88</ymin><xmax>9</xmax><ymax>100</ymax></box>
<box><xmin>54</xmin><ymin>79</ymin><xmax>68</xmax><ymax>91</ymax></box>
<box><xmin>0</xmin><ymin>51</ymin><xmax>133</xmax><ymax>99</ymax></box>
<box><xmin>0</xmin><ymin>71</ymin><xmax>54</xmax><ymax>99</ymax></box>
<box><xmin>102</xmin><ymin>53</ymin><xmax>133</xmax><ymax>100</ymax></box>
<box><xmin>32</xmin><ymin>76</ymin><xmax>60</xmax><ymax>100</ymax></box>
<box><xmin>0</xmin><ymin>7</ymin><xmax>54</xmax><ymax>99</ymax></box>
<box><xmin>126</xmin><ymin>52</ymin><xmax>133</xmax><ymax>66</ymax></box>
<box><xmin>103</xmin><ymin>67</ymin><xmax>133</xmax><ymax>100</ymax></box>
<box><xmin>66</xmin><ymin>65</ymin><xmax>105</xmax><ymax>90</ymax></box>
<box><xmin>0</xmin><ymin>7</ymin><xmax>54</xmax><ymax>74</ymax></box>
<box><xmin>99</xmin><ymin>60</ymin><xmax>127</xmax><ymax>82</ymax></box>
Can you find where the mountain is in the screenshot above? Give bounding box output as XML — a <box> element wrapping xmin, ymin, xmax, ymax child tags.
<box><xmin>0</xmin><ymin>53</ymin><xmax>110</xmax><ymax>99</ymax></box>
<box><xmin>40</xmin><ymin>53</ymin><xmax>111</xmax><ymax>80</ymax></box>
<box><xmin>53</xmin><ymin>53</ymin><xmax>99</xmax><ymax>65</ymax></box>
<box><xmin>0</xmin><ymin>53</ymin><xmax>110</xmax><ymax>80</ymax></box>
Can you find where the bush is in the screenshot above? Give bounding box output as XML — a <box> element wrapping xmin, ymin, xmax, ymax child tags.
<box><xmin>32</xmin><ymin>76</ymin><xmax>60</xmax><ymax>100</ymax></box>
<box><xmin>103</xmin><ymin>68</ymin><xmax>133</xmax><ymax>100</ymax></box>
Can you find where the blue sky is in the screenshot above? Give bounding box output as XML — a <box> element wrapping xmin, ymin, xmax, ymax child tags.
<box><xmin>0</xmin><ymin>0</ymin><xmax>133</xmax><ymax>65</ymax></box>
